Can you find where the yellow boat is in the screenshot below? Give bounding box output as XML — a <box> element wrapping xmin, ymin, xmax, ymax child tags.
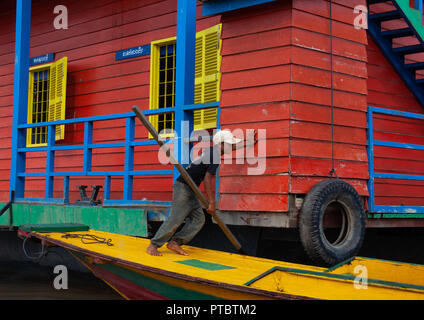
<box><xmin>19</xmin><ymin>226</ymin><xmax>424</xmax><ymax>300</ymax></box>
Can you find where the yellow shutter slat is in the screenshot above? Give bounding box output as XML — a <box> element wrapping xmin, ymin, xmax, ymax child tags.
<box><xmin>193</xmin><ymin>24</ymin><xmax>221</xmax><ymax>131</ymax></box>
<box><xmin>48</xmin><ymin>62</ymin><xmax>57</xmax><ymax>124</ymax></box>
<box><xmin>49</xmin><ymin>57</ymin><xmax>67</xmax><ymax>141</ymax></box>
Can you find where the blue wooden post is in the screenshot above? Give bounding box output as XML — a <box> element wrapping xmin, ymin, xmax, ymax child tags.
<box><xmin>366</xmin><ymin>108</ymin><xmax>375</xmax><ymax>213</ymax></box>
<box><xmin>104</xmin><ymin>175</ymin><xmax>111</xmax><ymax>201</ymax></box>
<box><xmin>10</xmin><ymin>0</ymin><xmax>32</xmax><ymax>199</ymax></box>
<box><xmin>174</xmin><ymin>0</ymin><xmax>196</xmax><ymax>181</ymax></box>
<box><xmin>124</xmin><ymin>117</ymin><xmax>135</xmax><ymax>200</ymax></box>
<box><xmin>83</xmin><ymin>121</ymin><xmax>93</xmax><ymax>174</ymax></box>
<box><xmin>63</xmin><ymin>175</ymin><xmax>69</xmax><ymax>204</ymax></box>
<box><xmin>45</xmin><ymin>125</ymin><xmax>55</xmax><ymax>199</ymax></box>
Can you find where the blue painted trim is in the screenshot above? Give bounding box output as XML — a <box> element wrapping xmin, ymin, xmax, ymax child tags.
<box><xmin>63</xmin><ymin>176</ymin><xmax>69</xmax><ymax>204</ymax></box>
<box><xmin>83</xmin><ymin>121</ymin><xmax>93</xmax><ymax>174</ymax></box>
<box><xmin>415</xmin><ymin>0</ymin><xmax>423</xmax><ymax>20</ymax></box>
<box><xmin>103</xmin><ymin>199</ymin><xmax>172</xmax><ymax>207</ymax></box>
<box><xmin>369</xmin><ymin>106</ymin><xmax>424</xmax><ymax>119</ymax></box>
<box><xmin>17</xmin><ymin>172</ymin><xmax>46</xmax><ymax>177</ymax></box>
<box><xmin>45</xmin><ymin>125</ymin><xmax>55</xmax><ymax>199</ymax></box>
<box><xmin>18</xmin><ymin>145</ymin><xmax>85</xmax><ymax>152</ymax></box>
<box><xmin>202</xmin><ymin>0</ymin><xmax>276</xmax><ymax>17</ymax></box>
<box><xmin>374</xmin><ymin>140</ymin><xmax>424</xmax><ymax>151</ymax></box>
<box><xmin>367</xmin><ymin>106</ymin><xmax>424</xmax><ymax>215</ymax></box>
<box><xmin>18</xmin><ymin>109</ymin><xmax>175</xmax><ymax>129</ymax></box>
<box><xmin>374</xmin><ymin>172</ymin><xmax>424</xmax><ymax>181</ymax></box>
<box><xmin>183</xmin><ymin>101</ymin><xmax>220</xmax><ymax>111</ymax></box>
<box><xmin>174</xmin><ymin>0</ymin><xmax>196</xmax><ymax>181</ymax></box>
<box><xmin>366</xmin><ymin>108</ymin><xmax>376</xmax><ymax>212</ymax></box>
<box><xmin>104</xmin><ymin>176</ymin><xmax>111</xmax><ymax>201</ymax></box>
<box><xmin>17</xmin><ymin>170</ymin><xmax>173</xmax><ymax>177</ymax></box>
<box><xmin>18</xmin><ymin>112</ymin><xmax>134</xmax><ymax>128</ymax></box>
<box><xmin>373</xmin><ymin>205</ymin><xmax>424</xmax><ymax>214</ymax></box>
<box><xmin>10</xmin><ymin>0</ymin><xmax>32</xmax><ymax>200</ymax></box>
<box><xmin>18</xmin><ymin>140</ymin><xmax>164</xmax><ymax>153</ymax></box>
<box><xmin>142</xmin><ymin>107</ymin><xmax>175</xmax><ymax>116</ymax></box>
<box><xmin>124</xmin><ymin>117</ymin><xmax>135</xmax><ymax>201</ymax></box>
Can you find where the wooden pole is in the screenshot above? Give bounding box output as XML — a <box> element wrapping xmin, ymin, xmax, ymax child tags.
<box><xmin>132</xmin><ymin>105</ymin><xmax>245</xmax><ymax>254</ymax></box>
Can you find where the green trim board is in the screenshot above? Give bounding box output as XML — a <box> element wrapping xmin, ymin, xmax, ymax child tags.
<box><xmin>244</xmin><ymin>266</ymin><xmax>424</xmax><ymax>292</ymax></box>
<box><xmin>19</xmin><ymin>223</ymin><xmax>89</xmax><ymax>233</ymax></box>
<box><xmin>0</xmin><ymin>203</ymin><xmax>147</xmax><ymax>237</ymax></box>
<box><xmin>395</xmin><ymin>0</ymin><xmax>424</xmax><ymax>42</ymax></box>
<box><xmin>324</xmin><ymin>257</ymin><xmax>355</xmax><ymax>273</ymax></box>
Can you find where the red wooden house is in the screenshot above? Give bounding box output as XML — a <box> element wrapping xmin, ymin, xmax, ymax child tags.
<box><xmin>1</xmin><ymin>0</ymin><xmax>424</xmax><ymax>266</ymax></box>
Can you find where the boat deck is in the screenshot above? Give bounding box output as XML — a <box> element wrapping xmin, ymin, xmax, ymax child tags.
<box><xmin>23</xmin><ymin>228</ymin><xmax>424</xmax><ymax>300</ymax></box>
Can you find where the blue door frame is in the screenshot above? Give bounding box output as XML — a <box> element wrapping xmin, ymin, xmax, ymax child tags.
<box><xmin>367</xmin><ymin>106</ymin><xmax>424</xmax><ymax>217</ymax></box>
<box><xmin>10</xmin><ymin>0</ymin><xmax>220</xmax><ymax>208</ymax></box>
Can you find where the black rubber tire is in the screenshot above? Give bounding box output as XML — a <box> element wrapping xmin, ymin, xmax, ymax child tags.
<box><xmin>299</xmin><ymin>179</ymin><xmax>366</xmax><ymax>267</ymax></box>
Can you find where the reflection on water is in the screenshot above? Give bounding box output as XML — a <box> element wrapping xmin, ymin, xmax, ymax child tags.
<box><xmin>0</xmin><ymin>261</ymin><xmax>123</xmax><ymax>300</ymax></box>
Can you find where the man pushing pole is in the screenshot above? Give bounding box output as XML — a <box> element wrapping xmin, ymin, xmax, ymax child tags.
<box><xmin>132</xmin><ymin>106</ymin><xmax>257</xmax><ymax>256</ymax></box>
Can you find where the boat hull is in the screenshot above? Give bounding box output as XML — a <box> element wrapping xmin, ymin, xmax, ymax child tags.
<box><xmin>70</xmin><ymin>251</ymin><xmax>281</xmax><ymax>300</ymax></box>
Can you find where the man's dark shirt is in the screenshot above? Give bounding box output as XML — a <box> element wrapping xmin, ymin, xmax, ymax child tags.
<box><xmin>177</xmin><ymin>147</ymin><xmax>220</xmax><ymax>186</ymax></box>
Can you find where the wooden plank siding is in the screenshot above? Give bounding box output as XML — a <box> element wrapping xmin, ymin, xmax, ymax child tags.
<box><xmin>289</xmin><ymin>0</ymin><xmax>369</xmax><ymax>198</ymax></box>
<box><xmin>218</xmin><ymin>1</ymin><xmax>292</xmax><ymax>212</ymax></box>
<box><xmin>0</xmin><ymin>0</ymin><xmax>220</xmax><ymax>203</ymax></box>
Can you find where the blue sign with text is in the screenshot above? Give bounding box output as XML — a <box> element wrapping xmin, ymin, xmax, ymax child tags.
<box><xmin>115</xmin><ymin>45</ymin><xmax>151</xmax><ymax>61</ymax></box>
<box><xmin>30</xmin><ymin>53</ymin><xmax>55</xmax><ymax>66</ymax></box>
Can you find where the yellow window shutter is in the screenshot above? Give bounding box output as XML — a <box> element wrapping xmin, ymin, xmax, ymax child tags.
<box><xmin>49</xmin><ymin>57</ymin><xmax>67</xmax><ymax>140</ymax></box>
<box><xmin>194</xmin><ymin>24</ymin><xmax>221</xmax><ymax>131</ymax></box>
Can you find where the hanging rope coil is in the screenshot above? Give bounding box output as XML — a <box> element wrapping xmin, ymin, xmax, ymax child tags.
<box><xmin>22</xmin><ymin>235</ymin><xmax>46</xmax><ymax>260</ymax></box>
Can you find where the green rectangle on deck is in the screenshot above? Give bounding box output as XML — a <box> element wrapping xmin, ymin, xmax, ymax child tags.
<box><xmin>175</xmin><ymin>259</ymin><xmax>236</xmax><ymax>271</ymax></box>
<box><xmin>19</xmin><ymin>223</ymin><xmax>89</xmax><ymax>233</ymax></box>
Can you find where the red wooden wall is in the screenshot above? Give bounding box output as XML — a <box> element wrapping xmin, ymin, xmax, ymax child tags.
<box><xmin>288</xmin><ymin>0</ymin><xmax>369</xmax><ymax>199</ymax></box>
<box><xmin>218</xmin><ymin>0</ymin><xmax>369</xmax><ymax>214</ymax></box>
<box><xmin>0</xmin><ymin>1</ymin><xmax>15</xmax><ymax>203</ymax></box>
<box><xmin>218</xmin><ymin>1</ymin><xmax>292</xmax><ymax>212</ymax></box>
<box><xmin>367</xmin><ymin>1</ymin><xmax>424</xmax><ymax>207</ymax></box>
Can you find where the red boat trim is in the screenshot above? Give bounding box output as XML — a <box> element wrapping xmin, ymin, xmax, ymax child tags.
<box><xmin>71</xmin><ymin>251</ymin><xmax>168</xmax><ymax>300</ymax></box>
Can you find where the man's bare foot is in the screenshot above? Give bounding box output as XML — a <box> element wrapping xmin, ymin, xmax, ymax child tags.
<box><xmin>167</xmin><ymin>241</ymin><xmax>189</xmax><ymax>256</ymax></box>
<box><xmin>146</xmin><ymin>244</ymin><xmax>162</xmax><ymax>256</ymax></box>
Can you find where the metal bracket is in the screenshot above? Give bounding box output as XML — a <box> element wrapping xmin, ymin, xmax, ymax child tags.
<box><xmin>75</xmin><ymin>185</ymin><xmax>102</xmax><ymax>206</ymax></box>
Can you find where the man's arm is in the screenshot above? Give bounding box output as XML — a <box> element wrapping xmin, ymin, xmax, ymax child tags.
<box><xmin>204</xmin><ymin>172</ymin><xmax>216</xmax><ymax>214</ymax></box>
